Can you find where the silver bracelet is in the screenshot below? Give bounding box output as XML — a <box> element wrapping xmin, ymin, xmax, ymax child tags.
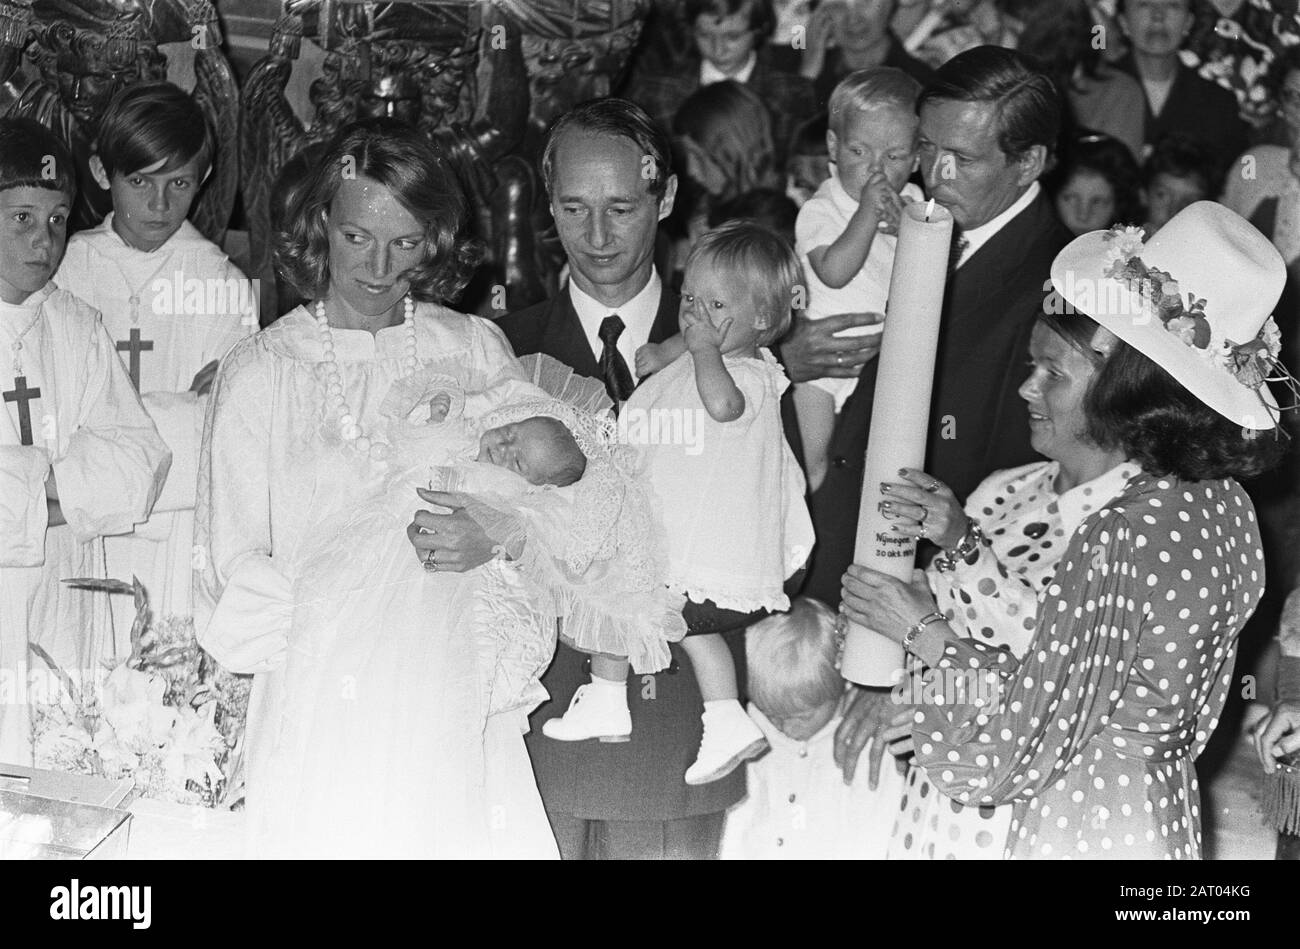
<box><xmin>903</xmin><ymin>611</ymin><xmax>946</xmax><ymax>654</ymax></box>
<box><xmin>933</xmin><ymin>518</ymin><xmax>985</xmax><ymax>573</ymax></box>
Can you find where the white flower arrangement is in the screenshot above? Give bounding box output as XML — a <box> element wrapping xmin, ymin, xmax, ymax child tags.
<box><xmin>30</xmin><ymin>578</ymin><xmax>250</xmax><ymax>809</ymax></box>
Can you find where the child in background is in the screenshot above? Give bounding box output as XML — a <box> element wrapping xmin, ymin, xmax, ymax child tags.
<box><xmin>545</xmin><ymin>221</ymin><xmax>814</xmax><ymax>786</ymax></box>
<box><xmin>0</xmin><ymin>118</ymin><xmax>170</xmax><ymax>764</ymax></box>
<box><xmin>708</xmin><ymin>187</ymin><xmax>800</xmax><ymax>244</ymax></box>
<box><xmin>1142</xmin><ymin>134</ymin><xmax>1221</xmax><ymax>235</ymax></box>
<box><xmin>55</xmin><ymin>82</ymin><xmax>254</xmax><ymax>644</ymax></box>
<box><xmin>785</xmin><ymin>114</ymin><xmax>831</xmax><ymax>208</ymax></box>
<box><xmin>795</xmin><ymin>67</ymin><xmax>923</xmax><ymax>492</ymax></box>
<box><xmin>1049</xmin><ymin>133</ymin><xmax>1145</xmax><ymax>237</ymax></box>
<box><xmin>720</xmin><ymin>597</ymin><xmax>901</xmax><ymax>859</ymax></box>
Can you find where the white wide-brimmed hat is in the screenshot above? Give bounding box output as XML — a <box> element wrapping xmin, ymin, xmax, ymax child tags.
<box><xmin>1050</xmin><ymin>201</ymin><xmax>1288</xmax><ymax>430</ymax></box>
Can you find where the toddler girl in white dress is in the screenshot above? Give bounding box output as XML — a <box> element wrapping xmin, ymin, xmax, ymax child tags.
<box><xmin>541</xmin><ymin>220</ymin><xmax>815</xmax><ymax>785</ymax></box>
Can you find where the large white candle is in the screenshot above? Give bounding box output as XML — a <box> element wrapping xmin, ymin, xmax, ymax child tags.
<box><xmin>840</xmin><ymin>199</ymin><xmax>954</xmax><ymax>686</ymax></box>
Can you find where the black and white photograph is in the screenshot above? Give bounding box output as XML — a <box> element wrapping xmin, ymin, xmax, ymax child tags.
<box><xmin>0</xmin><ymin>0</ymin><xmax>1297</xmax><ymax>917</ymax></box>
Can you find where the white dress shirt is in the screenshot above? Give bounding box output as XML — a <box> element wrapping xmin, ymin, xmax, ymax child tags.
<box><xmin>720</xmin><ymin>703</ymin><xmax>901</xmax><ymax>859</ymax></box>
<box><xmin>701</xmin><ymin>52</ymin><xmax>757</xmax><ymax>87</ymax></box>
<box><xmin>955</xmin><ymin>180</ymin><xmax>1042</xmax><ymax>269</ymax></box>
<box><xmin>568</xmin><ymin>269</ymin><xmax>664</xmax><ymax>372</ymax></box>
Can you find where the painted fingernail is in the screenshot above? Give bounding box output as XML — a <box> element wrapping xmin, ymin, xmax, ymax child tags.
<box><xmin>898</xmin><ymin>467</ymin><xmax>908</xmax><ymax>477</ymax></box>
<box><xmin>880</xmin><ymin>483</ymin><xmax>891</xmax><ymax>493</ymax></box>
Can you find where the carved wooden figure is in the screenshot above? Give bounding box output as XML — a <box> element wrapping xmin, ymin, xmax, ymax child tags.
<box><xmin>0</xmin><ymin>0</ymin><xmax>240</xmax><ymax>245</ymax></box>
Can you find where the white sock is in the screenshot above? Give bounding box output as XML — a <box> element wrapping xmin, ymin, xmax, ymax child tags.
<box><xmin>590</xmin><ymin>676</ymin><xmax>629</xmax><ymax>707</ymax></box>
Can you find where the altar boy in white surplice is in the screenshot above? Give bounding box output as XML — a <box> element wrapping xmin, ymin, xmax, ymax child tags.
<box><xmin>56</xmin><ymin>83</ymin><xmax>254</xmax><ymax>647</ymax></box>
<box><xmin>0</xmin><ymin>119</ymin><xmax>171</xmax><ymax>765</ymax></box>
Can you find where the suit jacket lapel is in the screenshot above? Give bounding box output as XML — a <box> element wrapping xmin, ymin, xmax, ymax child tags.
<box><xmin>542</xmin><ymin>291</ymin><xmax>601</xmax><ymax>377</ymax></box>
<box><xmin>949</xmin><ymin>193</ymin><xmax>1053</xmax><ymax>317</ymax></box>
<box><xmin>649</xmin><ymin>286</ymin><xmax>680</xmax><ymax>344</ymax></box>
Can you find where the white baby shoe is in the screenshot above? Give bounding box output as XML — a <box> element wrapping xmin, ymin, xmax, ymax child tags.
<box><xmin>684</xmin><ymin>700</ymin><xmax>769</xmax><ymax>785</ymax></box>
<box><xmin>541</xmin><ymin>680</ymin><xmax>632</xmax><ymax>743</ymax></box>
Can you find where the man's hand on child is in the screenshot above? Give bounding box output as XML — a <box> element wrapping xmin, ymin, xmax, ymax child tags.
<box><xmin>779</xmin><ymin>312</ymin><xmax>883</xmax><ymax>382</ymax></box>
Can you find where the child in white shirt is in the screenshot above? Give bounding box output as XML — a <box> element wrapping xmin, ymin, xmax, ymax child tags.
<box><xmin>544</xmin><ymin>221</ymin><xmax>814</xmax><ymax>786</ymax></box>
<box><xmin>720</xmin><ymin>597</ymin><xmax>903</xmax><ymax>859</ymax></box>
<box><xmin>795</xmin><ymin>67</ymin><xmax>923</xmax><ymax>491</ymax></box>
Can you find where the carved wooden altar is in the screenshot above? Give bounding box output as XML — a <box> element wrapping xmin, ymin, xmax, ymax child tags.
<box><xmin>0</xmin><ymin>0</ymin><xmax>241</xmax><ymax>245</ymax></box>
<box><xmin>240</xmin><ymin>0</ymin><xmax>651</xmax><ymax>320</ymax></box>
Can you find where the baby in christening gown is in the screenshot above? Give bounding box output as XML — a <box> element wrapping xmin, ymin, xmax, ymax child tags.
<box><xmin>294</xmin><ymin>370</ymin><xmax>597</xmax><ymax>718</ymax></box>
<box><xmin>263</xmin><ymin>367</ymin><xmax>679</xmax><ymax>857</ymax></box>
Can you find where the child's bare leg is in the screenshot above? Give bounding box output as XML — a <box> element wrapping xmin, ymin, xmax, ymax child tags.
<box><xmin>590</xmin><ymin>654</ymin><xmax>630</xmax><ymax>683</ymax></box>
<box><xmin>793</xmin><ymin>383</ymin><xmax>837</xmax><ymax>493</ymax></box>
<box><xmin>679</xmin><ymin>633</ymin><xmax>737</xmax><ymax>701</ymax></box>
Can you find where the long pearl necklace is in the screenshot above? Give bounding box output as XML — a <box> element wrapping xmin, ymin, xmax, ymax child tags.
<box><xmin>314</xmin><ymin>296</ymin><xmax>418</xmax><ymax>461</ymax></box>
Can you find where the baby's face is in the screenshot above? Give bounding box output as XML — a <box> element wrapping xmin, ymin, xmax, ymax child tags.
<box><xmin>679</xmin><ymin>257</ymin><xmax>763</xmax><ymax>353</ymax></box>
<box><xmin>477</xmin><ymin>416</ymin><xmax>582</xmax><ymax>486</ymax></box>
<box><xmin>829</xmin><ymin>103</ymin><xmax>919</xmax><ymax>198</ymax></box>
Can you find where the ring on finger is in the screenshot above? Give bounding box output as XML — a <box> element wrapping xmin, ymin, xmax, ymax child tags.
<box><xmin>424</xmin><ymin>548</ymin><xmax>438</xmax><ymax>571</ymax></box>
<box><xmin>836</xmin><ymin>353</ymin><xmax>844</xmax><ymax>366</ymax></box>
<box><xmin>925</xmin><ymin>479</ymin><xmax>941</xmax><ymax>493</ymax></box>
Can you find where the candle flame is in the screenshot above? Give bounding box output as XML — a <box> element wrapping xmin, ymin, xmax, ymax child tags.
<box><xmin>925</xmin><ymin>198</ymin><xmax>935</xmax><ymax>222</ymax></box>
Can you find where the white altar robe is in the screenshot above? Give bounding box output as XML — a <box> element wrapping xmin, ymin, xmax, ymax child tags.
<box><xmin>56</xmin><ymin>216</ymin><xmax>254</xmax><ymax>647</ymax></box>
<box><xmin>0</xmin><ymin>285</ymin><xmax>171</xmax><ymax>765</ymax></box>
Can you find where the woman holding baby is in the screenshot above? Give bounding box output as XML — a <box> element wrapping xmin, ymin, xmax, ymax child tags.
<box><xmin>193</xmin><ymin>121</ymin><xmax>659</xmax><ymax>858</ymax></box>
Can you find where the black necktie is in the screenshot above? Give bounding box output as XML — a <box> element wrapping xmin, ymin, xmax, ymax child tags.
<box><xmin>599</xmin><ymin>314</ymin><xmax>635</xmax><ymax>408</ymax></box>
<box><xmin>950</xmin><ymin>231</ymin><xmax>970</xmax><ymax>274</ymax></box>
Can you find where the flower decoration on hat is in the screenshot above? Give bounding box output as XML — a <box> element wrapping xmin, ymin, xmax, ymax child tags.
<box><xmin>1102</xmin><ymin>225</ymin><xmax>1286</xmax><ymax>392</ymax></box>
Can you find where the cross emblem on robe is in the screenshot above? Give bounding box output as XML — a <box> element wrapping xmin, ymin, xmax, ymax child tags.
<box><xmin>116</xmin><ymin>328</ymin><xmax>154</xmax><ymax>391</ymax></box>
<box><xmin>3</xmin><ymin>375</ymin><xmax>41</xmax><ymax>446</ymax></box>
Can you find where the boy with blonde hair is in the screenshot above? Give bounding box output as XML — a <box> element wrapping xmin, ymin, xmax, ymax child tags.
<box><xmin>795</xmin><ymin>67</ymin><xmax>923</xmax><ymax>491</ymax></box>
<box><xmin>720</xmin><ymin>597</ymin><xmax>902</xmax><ymax>858</ymax></box>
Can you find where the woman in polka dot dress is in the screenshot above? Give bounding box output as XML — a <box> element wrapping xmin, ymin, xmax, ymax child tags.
<box><xmin>841</xmin><ymin>203</ymin><xmax>1292</xmax><ymax>858</ymax></box>
<box><xmin>885</xmin><ymin>450</ymin><xmax>1140</xmax><ymax>859</ymax></box>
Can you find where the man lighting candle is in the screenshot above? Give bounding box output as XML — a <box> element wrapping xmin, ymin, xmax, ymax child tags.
<box><xmin>781</xmin><ymin>46</ymin><xmax>1073</xmax><ymax>783</ymax></box>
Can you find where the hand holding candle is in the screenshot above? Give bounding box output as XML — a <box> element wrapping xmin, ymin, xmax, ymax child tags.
<box><xmin>840</xmin><ymin>198</ymin><xmax>954</xmax><ymax>686</ymax></box>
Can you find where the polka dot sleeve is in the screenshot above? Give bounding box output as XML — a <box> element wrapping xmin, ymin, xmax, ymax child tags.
<box><xmin>912</xmin><ymin>507</ymin><xmax>1143</xmax><ymax>808</ymax></box>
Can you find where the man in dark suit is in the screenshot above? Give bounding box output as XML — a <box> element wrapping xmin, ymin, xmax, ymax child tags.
<box><xmin>785</xmin><ymin>46</ymin><xmax>1073</xmax><ymax>780</ymax></box>
<box><xmin>1115</xmin><ymin>0</ymin><xmax>1248</xmax><ymax>172</ymax></box>
<box><xmin>624</xmin><ymin>0</ymin><xmax>817</xmax><ymax>163</ymax></box>
<box><xmin>496</xmin><ymin>98</ymin><xmax>751</xmax><ymax>859</ymax></box>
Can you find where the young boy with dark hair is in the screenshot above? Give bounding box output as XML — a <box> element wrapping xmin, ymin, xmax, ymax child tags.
<box><xmin>55</xmin><ymin>81</ymin><xmax>253</xmax><ymax>643</ymax></box>
<box><xmin>1</xmin><ymin>117</ymin><xmax>171</xmax><ymax>764</ymax></box>
<box><xmin>1142</xmin><ymin>133</ymin><xmax>1222</xmax><ymax>235</ymax></box>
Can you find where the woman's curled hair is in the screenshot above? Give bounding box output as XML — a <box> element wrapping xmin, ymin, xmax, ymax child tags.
<box><xmin>274</xmin><ymin>119</ymin><xmax>482</xmax><ymax>303</ymax></box>
<box><xmin>1042</xmin><ymin>312</ymin><xmax>1287</xmax><ymax>482</ymax></box>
